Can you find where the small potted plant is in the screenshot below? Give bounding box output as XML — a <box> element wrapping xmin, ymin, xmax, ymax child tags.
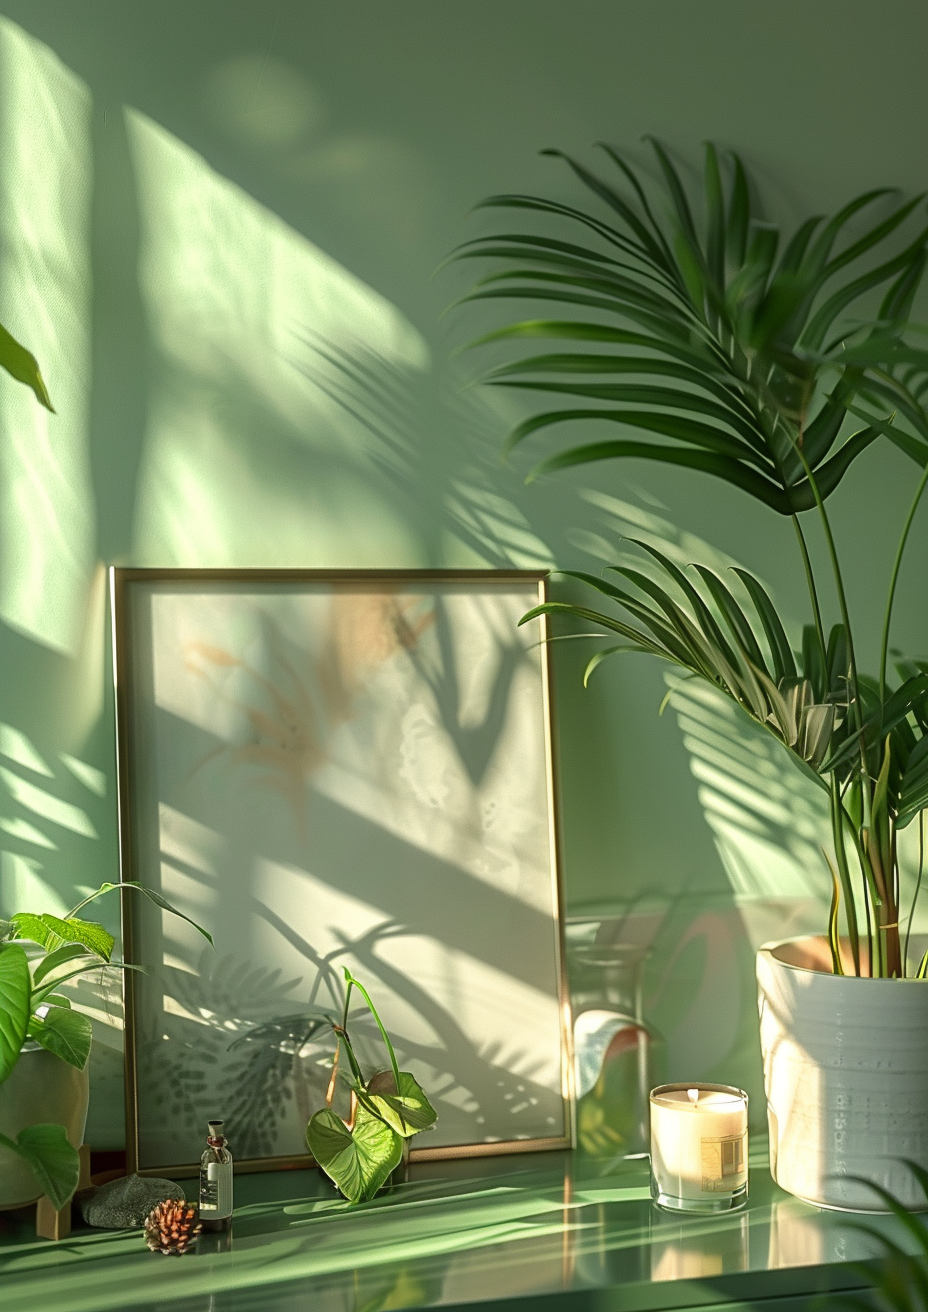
<box><xmin>454</xmin><ymin>140</ymin><xmax>928</xmax><ymax>1210</ymax></box>
<box><xmin>306</xmin><ymin>970</ymin><xmax>437</xmax><ymax>1204</ymax></box>
<box><xmin>0</xmin><ymin>881</ymin><xmax>211</xmax><ymax>1210</ymax></box>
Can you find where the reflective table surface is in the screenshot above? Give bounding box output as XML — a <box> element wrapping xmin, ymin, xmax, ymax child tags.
<box><xmin>0</xmin><ymin>1146</ymin><xmax>913</xmax><ymax>1312</ymax></box>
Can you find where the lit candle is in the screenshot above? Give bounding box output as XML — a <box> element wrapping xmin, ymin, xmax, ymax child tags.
<box><xmin>650</xmin><ymin>1083</ymin><xmax>748</xmax><ymax>1213</ymax></box>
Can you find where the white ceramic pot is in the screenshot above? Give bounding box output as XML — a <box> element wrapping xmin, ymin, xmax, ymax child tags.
<box><xmin>757</xmin><ymin>936</ymin><xmax>928</xmax><ymax>1212</ymax></box>
<box><xmin>0</xmin><ymin>1045</ymin><xmax>89</xmax><ymax>1208</ymax></box>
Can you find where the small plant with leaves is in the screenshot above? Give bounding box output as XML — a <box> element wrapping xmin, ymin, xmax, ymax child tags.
<box><xmin>306</xmin><ymin>971</ymin><xmax>437</xmax><ymax>1204</ymax></box>
<box><xmin>454</xmin><ymin>138</ymin><xmax>928</xmax><ymax>980</ymax></box>
<box><xmin>0</xmin><ymin>881</ymin><xmax>212</xmax><ymax>1209</ymax></box>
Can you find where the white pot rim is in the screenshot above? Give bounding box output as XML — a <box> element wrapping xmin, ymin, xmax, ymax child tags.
<box><xmin>759</xmin><ymin>933</ymin><xmax>928</xmax><ymax>984</ymax></box>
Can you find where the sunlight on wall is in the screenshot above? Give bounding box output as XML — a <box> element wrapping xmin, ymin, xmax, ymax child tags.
<box><xmin>126</xmin><ymin>110</ymin><xmax>431</xmax><ymax>569</ymax></box>
<box><xmin>667</xmin><ymin>677</ymin><xmax>831</xmax><ymax>944</ymax></box>
<box><xmin>0</xmin><ymin>19</ymin><xmax>94</xmax><ymax>655</ymax></box>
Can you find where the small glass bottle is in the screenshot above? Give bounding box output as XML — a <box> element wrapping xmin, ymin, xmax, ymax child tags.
<box><xmin>198</xmin><ymin>1120</ymin><xmax>233</xmax><ymax>1231</ymax></box>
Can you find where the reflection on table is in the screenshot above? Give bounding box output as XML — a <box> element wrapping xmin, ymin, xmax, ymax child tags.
<box><xmin>0</xmin><ymin>1149</ymin><xmax>915</xmax><ymax>1312</ymax></box>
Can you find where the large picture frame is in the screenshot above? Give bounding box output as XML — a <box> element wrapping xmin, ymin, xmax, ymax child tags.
<box><xmin>111</xmin><ymin>568</ymin><xmax>573</xmax><ymax>1176</ymax></box>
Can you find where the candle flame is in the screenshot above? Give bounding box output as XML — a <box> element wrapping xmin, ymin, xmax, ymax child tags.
<box><xmin>687</xmin><ymin>1088</ymin><xmax>699</xmax><ymax>1104</ymax></box>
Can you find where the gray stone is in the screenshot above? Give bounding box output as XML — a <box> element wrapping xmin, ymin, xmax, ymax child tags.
<box><xmin>80</xmin><ymin>1174</ymin><xmax>187</xmax><ymax>1229</ymax></box>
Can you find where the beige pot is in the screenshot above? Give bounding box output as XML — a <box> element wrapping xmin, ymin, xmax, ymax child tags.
<box><xmin>0</xmin><ymin>1045</ymin><xmax>89</xmax><ymax>1208</ymax></box>
<box><xmin>757</xmin><ymin>935</ymin><xmax>928</xmax><ymax>1212</ymax></box>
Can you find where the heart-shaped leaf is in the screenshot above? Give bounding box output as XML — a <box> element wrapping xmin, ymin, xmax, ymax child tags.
<box><xmin>28</xmin><ymin>1006</ymin><xmax>92</xmax><ymax>1069</ymax></box>
<box><xmin>0</xmin><ymin>1124</ymin><xmax>80</xmax><ymax>1209</ymax></box>
<box><xmin>307</xmin><ymin>1105</ymin><xmax>403</xmax><ymax>1204</ymax></box>
<box><xmin>366</xmin><ymin>1070</ymin><xmax>438</xmax><ymax>1138</ymax></box>
<box><xmin>0</xmin><ymin>946</ymin><xmax>31</xmax><ymax>1085</ymax></box>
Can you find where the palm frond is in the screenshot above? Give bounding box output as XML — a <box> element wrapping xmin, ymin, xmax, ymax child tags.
<box><xmin>453</xmin><ymin>141</ymin><xmax>928</xmax><ymax>512</ymax></box>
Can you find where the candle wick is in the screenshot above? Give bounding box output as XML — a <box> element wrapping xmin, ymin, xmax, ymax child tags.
<box><xmin>687</xmin><ymin>1088</ymin><xmax>699</xmax><ymax>1104</ymax></box>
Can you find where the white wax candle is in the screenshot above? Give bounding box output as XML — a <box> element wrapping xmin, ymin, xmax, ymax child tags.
<box><xmin>650</xmin><ymin>1084</ymin><xmax>748</xmax><ymax>1202</ymax></box>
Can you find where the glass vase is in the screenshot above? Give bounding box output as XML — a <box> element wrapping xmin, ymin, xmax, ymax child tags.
<box><xmin>568</xmin><ymin>939</ymin><xmax>651</xmax><ymax>1161</ymax></box>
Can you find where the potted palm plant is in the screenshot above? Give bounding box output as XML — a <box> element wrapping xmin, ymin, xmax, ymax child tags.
<box><xmin>452</xmin><ymin>140</ymin><xmax>928</xmax><ymax>1210</ymax></box>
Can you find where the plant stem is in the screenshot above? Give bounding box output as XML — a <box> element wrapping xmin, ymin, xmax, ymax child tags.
<box><xmin>879</xmin><ymin>458</ymin><xmax>928</xmax><ymax>698</ymax></box>
<box><xmin>904</xmin><ymin>812</ymin><xmax>926</xmax><ymax>976</ymax></box>
<box><xmin>830</xmin><ymin>778</ymin><xmax>860</xmax><ymax>973</ymax></box>
<box><xmin>791</xmin><ymin>515</ymin><xmax>828</xmax><ymax>663</ymax></box>
<box><xmin>344</xmin><ymin>972</ymin><xmax>402</xmax><ymax>1094</ymax></box>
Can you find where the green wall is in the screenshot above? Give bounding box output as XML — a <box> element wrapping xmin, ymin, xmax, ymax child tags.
<box><xmin>1</xmin><ymin>0</ymin><xmax>926</xmax><ymax>1146</ymax></box>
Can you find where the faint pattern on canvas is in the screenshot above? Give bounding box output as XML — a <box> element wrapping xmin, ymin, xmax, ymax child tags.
<box><xmin>126</xmin><ymin>580</ymin><xmax>566</xmax><ymax>1168</ymax></box>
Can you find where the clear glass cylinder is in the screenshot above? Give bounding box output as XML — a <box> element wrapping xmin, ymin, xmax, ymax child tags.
<box><xmin>568</xmin><ymin>940</ymin><xmax>651</xmax><ymax>1160</ymax></box>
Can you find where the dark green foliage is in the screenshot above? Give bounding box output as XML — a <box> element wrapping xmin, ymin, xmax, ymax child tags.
<box><xmin>452</xmin><ymin>140</ymin><xmax>928</xmax><ymax>503</ymax></box>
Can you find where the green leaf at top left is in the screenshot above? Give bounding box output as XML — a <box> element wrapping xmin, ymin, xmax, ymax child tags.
<box><xmin>307</xmin><ymin>1105</ymin><xmax>403</xmax><ymax>1204</ymax></box>
<box><xmin>0</xmin><ymin>946</ymin><xmax>31</xmax><ymax>1085</ymax></box>
<box><xmin>0</xmin><ymin>320</ymin><xmax>54</xmax><ymax>411</ymax></box>
<box><xmin>9</xmin><ymin>913</ymin><xmax>114</xmax><ymax>962</ymax></box>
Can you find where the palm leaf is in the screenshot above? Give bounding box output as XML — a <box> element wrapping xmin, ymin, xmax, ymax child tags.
<box><xmin>454</xmin><ymin>142</ymin><xmax>928</xmax><ymax>512</ymax></box>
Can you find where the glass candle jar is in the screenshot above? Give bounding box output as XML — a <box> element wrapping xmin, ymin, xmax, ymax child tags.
<box><xmin>649</xmin><ymin>1083</ymin><xmax>748</xmax><ymax>1213</ymax></box>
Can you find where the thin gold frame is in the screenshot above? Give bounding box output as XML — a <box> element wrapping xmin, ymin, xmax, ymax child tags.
<box><xmin>111</xmin><ymin>567</ymin><xmax>574</xmax><ymax>1177</ymax></box>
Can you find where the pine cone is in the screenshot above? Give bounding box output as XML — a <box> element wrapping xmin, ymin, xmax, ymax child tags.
<box><xmin>143</xmin><ymin>1199</ymin><xmax>202</xmax><ymax>1255</ymax></box>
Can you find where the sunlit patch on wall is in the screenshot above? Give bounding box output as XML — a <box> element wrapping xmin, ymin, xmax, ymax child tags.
<box><xmin>126</xmin><ymin>109</ymin><xmax>430</xmax><ymax>569</ymax></box>
<box><xmin>0</xmin><ymin>764</ymin><xmax>98</xmax><ymax>838</ymax></box>
<box><xmin>59</xmin><ymin>753</ymin><xmax>107</xmax><ymax>796</ymax></box>
<box><xmin>0</xmin><ymin>849</ymin><xmax>66</xmax><ymax>915</ymax></box>
<box><xmin>0</xmin><ymin>723</ymin><xmax>54</xmax><ymax>776</ymax></box>
<box><xmin>0</xmin><ymin>20</ymin><xmax>94</xmax><ymax>655</ymax></box>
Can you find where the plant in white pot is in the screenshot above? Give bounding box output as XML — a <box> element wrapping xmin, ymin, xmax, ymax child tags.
<box><xmin>0</xmin><ymin>882</ymin><xmax>211</xmax><ymax>1211</ymax></box>
<box><xmin>452</xmin><ymin>140</ymin><xmax>928</xmax><ymax>1210</ymax></box>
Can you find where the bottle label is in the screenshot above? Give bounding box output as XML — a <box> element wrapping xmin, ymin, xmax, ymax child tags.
<box><xmin>700</xmin><ymin>1132</ymin><xmax>746</xmax><ymax>1192</ymax></box>
<box><xmin>200</xmin><ymin>1161</ymin><xmax>233</xmax><ymax>1217</ymax></box>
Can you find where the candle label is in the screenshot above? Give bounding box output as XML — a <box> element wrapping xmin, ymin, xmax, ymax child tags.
<box><xmin>700</xmin><ymin>1132</ymin><xmax>746</xmax><ymax>1192</ymax></box>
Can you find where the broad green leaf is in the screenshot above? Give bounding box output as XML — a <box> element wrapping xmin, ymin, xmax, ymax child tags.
<box><xmin>307</xmin><ymin>1105</ymin><xmax>403</xmax><ymax>1204</ymax></box>
<box><xmin>32</xmin><ymin>942</ymin><xmax>98</xmax><ymax>986</ymax></box>
<box><xmin>0</xmin><ymin>1124</ymin><xmax>80</xmax><ymax>1210</ymax></box>
<box><xmin>10</xmin><ymin>913</ymin><xmax>114</xmax><ymax>962</ymax></box>
<box><xmin>28</xmin><ymin>1006</ymin><xmax>92</xmax><ymax>1070</ymax></box>
<box><xmin>0</xmin><ymin>321</ymin><xmax>54</xmax><ymax>410</ymax></box>
<box><xmin>0</xmin><ymin>946</ymin><xmax>30</xmax><ymax>1085</ymax></box>
<box><xmin>31</xmin><ymin>959</ymin><xmax>143</xmax><ymax>1008</ymax></box>
<box><xmin>366</xmin><ymin>1070</ymin><xmax>438</xmax><ymax>1138</ymax></box>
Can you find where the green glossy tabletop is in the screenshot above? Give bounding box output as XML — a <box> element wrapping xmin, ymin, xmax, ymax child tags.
<box><xmin>0</xmin><ymin>1147</ymin><xmax>909</xmax><ymax>1312</ymax></box>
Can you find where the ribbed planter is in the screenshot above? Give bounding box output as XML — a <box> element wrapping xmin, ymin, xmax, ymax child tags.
<box><xmin>0</xmin><ymin>1045</ymin><xmax>89</xmax><ymax>1209</ymax></box>
<box><xmin>757</xmin><ymin>936</ymin><xmax>928</xmax><ymax>1212</ymax></box>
